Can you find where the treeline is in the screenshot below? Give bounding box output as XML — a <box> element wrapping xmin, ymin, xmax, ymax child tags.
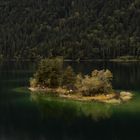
<box><xmin>0</xmin><ymin>0</ymin><xmax>140</xmax><ymax>60</ymax></box>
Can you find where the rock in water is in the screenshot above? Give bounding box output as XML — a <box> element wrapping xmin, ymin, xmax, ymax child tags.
<box><xmin>120</xmin><ymin>91</ymin><xmax>133</xmax><ymax>101</ymax></box>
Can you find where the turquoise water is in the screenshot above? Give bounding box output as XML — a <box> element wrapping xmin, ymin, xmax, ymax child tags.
<box><xmin>0</xmin><ymin>61</ymin><xmax>140</xmax><ymax>140</ymax></box>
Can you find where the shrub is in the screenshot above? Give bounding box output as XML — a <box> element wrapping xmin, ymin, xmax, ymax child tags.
<box><xmin>75</xmin><ymin>73</ymin><xmax>83</xmax><ymax>89</ymax></box>
<box><xmin>75</xmin><ymin>69</ymin><xmax>113</xmax><ymax>96</ymax></box>
<box><xmin>30</xmin><ymin>78</ymin><xmax>38</xmax><ymax>88</ymax></box>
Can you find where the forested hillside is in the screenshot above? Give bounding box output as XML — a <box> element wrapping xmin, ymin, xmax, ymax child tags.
<box><xmin>0</xmin><ymin>0</ymin><xmax>140</xmax><ymax>60</ymax></box>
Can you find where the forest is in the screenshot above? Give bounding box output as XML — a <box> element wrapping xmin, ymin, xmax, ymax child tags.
<box><xmin>0</xmin><ymin>0</ymin><xmax>140</xmax><ymax>60</ymax></box>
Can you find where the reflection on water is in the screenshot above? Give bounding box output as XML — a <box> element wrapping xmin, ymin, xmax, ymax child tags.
<box><xmin>0</xmin><ymin>61</ymin><xmax>140</xmax><ymax>140</ymax></box>
<box><xmin>30</xmin><ymin>93</ymin><xmax>112</xmax><ymax>121</ymax></box>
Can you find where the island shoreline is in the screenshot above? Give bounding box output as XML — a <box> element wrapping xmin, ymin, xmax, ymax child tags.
<box><xmin>29</xmin><ymin>87</ymin><xmax>133</xmax><ymax>104</ymax></box>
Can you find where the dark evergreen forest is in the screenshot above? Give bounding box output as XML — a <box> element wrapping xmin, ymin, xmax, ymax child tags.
<box><xmin>0</xmin><ymin>0</ymin><xmax>140</xmax><ymax>60</ymax></box>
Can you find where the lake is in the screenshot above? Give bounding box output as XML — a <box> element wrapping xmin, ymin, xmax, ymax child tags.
<box><xmin>0</xmin><ymin>61</ymin><xmax>140</xmax><ymax>140</ymax></box>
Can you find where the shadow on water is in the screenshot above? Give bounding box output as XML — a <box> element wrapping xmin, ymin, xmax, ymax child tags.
<box><xmin>0</xmin><ymin>61</ymin><xmax>140</xmax><ymax>140</ymax></box>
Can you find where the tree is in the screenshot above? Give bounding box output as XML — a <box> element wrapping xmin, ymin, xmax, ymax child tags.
<box><xmin>33</xmin><ymin>57</ymin><xmax>63</xmax><ymax>88</ymax></box>
<box><xmin>62</xmin><ymin>66</ymin><xmax>76</xmax><ymax>89</ymax></box>
<box><xmin>0</xmin><ymin>54</ymin><xmax>3</xmax><ymax>61</ymax></box>
<box><xmin>1</xmin><ymin>0</ymin><xmax>140</xmax><ymax>60</ymax></box>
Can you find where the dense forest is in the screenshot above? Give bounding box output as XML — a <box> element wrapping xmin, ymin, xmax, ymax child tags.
<box><xmin>0</xmin><ymin>0</ymin><xmax>140</xmax><ymax>60</ymax></box>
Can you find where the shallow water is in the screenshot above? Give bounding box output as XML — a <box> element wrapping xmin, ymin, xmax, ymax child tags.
<box><xmin>0</xmin><ymin>61</ymin><xmax>140</xmax><ymax>140</ymax></box>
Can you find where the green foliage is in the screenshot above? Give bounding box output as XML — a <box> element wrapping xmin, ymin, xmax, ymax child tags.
<box><xmin>75</xmin><ymin>70</ymin><xmax>113</xmax><ymax>96</ymax></box>
<box><xmin>34</xmin><ymin>57</ymin><xmax>63</xmax><ymax>88</ymax></box>
<box><xmin>30</xmin><ymin>78</ymin><xmax>38</xmax><ymax>88</ymax></box>
<box><xmin>62</xmin><ymin>66</ymin><xmax>76</xmax><ymax>89</ymax></box>
<box><xmin>0</xmin><ymin>54</ymin><xmax>3</xmax><ymax>61</ymax></box>
<box><xmin>0</xmin><ymin>0</ymin><xmax>140</xmax><ymax>60</ymax></box>
<box><xmin>30</xmin><ymin>58</ymin><xmax>114</xmax><ymax>95</ymax></box>
<box><xmin>31</xmin><ymin>58</ymin><xmax>77</xmax><ymax>89</ymax></box>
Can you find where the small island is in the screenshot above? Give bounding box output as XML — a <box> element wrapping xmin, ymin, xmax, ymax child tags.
<box><xmin>29</xmin><ymin>57</ymin><xmax>133</xmax><ymax>104</ymax></box>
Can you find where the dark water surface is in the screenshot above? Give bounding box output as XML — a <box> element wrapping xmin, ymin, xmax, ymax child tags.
<box><xmin>0</xmin><ymin>61</ymin><xmax>140</xmax><ymax>140</ymax></box>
